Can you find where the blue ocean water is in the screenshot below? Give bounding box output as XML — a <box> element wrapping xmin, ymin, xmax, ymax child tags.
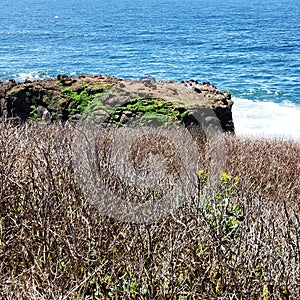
<box><xmin>0</xmin><ymin>0</ymin><xmax>299</xmax><ymax>138</ymax></box>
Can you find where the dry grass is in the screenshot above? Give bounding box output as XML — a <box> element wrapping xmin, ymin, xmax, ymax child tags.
<box><xmin>0</xmin><ymin>123</ymin><xmax>299</xmax><ymax>299</ymax></box>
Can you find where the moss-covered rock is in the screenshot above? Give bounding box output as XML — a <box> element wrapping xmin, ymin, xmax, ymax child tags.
<box><xmin>0</xmin><ymin>75</ymin><xmax>234</xmax><ymax>132</ymax></box>
<box><xmin>0</xmin><ymin>75</ymin><xmax>119</xmax><ymax>123</ymax></box>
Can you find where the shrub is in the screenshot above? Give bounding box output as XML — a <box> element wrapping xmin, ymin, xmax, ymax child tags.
<box><xmin>0</xmin><ymin>123</ymin><xmax>299</xmax><ymax>299</ymax></box>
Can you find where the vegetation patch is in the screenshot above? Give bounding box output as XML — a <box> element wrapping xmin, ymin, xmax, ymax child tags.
<box><xmin>29</xmin><ymin>103</ymin><xmax>42</xmax><ymax>123</ymax></box>
<box><xmin>62</xmin><ymin>87</ymin><xmax>90</xmax><ymax>114</ymax></box>
<box><xmin>61</xmin><ymin>84</ymin><xmax>109</xmax><ymax>115</ymax></box>
<box><xmin>0</xmin><ymin>123</ymin><xmax>299</xmax><ymax>298</ymax></box>
<box><xmin>101</xmin><ymin>98</ymin><xmax>190</xmax><ymax>126</ymax></box>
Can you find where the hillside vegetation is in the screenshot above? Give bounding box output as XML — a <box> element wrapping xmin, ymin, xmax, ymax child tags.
<box><xmin>0</xmin><ymin>123</ymin><xmax>299</xmax><ymax>299</ymax></box>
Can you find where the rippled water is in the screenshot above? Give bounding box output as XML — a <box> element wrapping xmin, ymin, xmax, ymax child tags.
<box><xmin>0</xmin><ymin>0</ymin><xmax>299</xmax><ymax>138</ymax></box>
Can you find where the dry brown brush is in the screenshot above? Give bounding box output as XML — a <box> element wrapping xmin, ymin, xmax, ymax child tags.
<box><xmin>0</xmin><ymin>123</ymin><xmax>299</xmax><ymax>299</ymax></box>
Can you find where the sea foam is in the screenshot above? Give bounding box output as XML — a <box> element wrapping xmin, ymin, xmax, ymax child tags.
<box><xmin>232</xmin><ymin>97</ymin><xmax>300</xmax><ymax>141</ymax></box>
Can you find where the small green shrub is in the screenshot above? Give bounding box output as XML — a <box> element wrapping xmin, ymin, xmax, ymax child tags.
<box><xmin>201</xmin><ymin>171</ymin><xmax>244</xmax><ymax>247</ymax></box>
<box><xmin>29</xmin><ymin>104</ymin><xmax>42</xmax><ymax>123</ymax></box>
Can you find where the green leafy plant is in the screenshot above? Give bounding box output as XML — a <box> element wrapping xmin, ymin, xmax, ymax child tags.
<box><xmin>29</xmin><ymin>104</ymin><xmax>42</xmax><ymax>123</ymax></box>
<box><xmin>200</xmin><ymin>171</ymin><xmax>244</xmax><ymax>247</ymax></box>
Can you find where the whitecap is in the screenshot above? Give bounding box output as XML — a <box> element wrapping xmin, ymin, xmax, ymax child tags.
<box><xmin>13</xmin><ymin>71</ymin><xmax>50</xmax><ymax>82</ymax></box>
<box><xmin>232</xmin><ymin>97</ymin><xmax>300</xmax><ymax>141</ymax></box>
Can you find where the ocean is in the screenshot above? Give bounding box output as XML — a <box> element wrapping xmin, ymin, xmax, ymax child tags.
<box><xmin>0</xmin><ymin>0</ymin><xmax>299</xmax><ymax>139</ymax></box>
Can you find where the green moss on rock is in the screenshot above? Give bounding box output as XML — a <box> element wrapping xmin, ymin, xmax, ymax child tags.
<box><xmin>101</xmin><ymin>97</ymin><xmax>190</xmax><ymax>126</ymax></box>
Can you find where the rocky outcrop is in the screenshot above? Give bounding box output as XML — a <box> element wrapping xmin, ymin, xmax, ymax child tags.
<box><xmin>180</xmin><ymin>80</ymin><xmax>234</xmax><ymax>132</ymax></box>
<box><xmin>0</xmin><ymin>75</ymin><xmax>120</xmax><ymax>123</ymax></box>
<box><xmin>0</xmin><ymin>74</ymin><xmax>234</xmax><ymax>132</ymax></box>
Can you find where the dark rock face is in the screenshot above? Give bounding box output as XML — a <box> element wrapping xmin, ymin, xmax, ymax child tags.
<box><xmin>0</xmin><ymin>75</ymin><xmax>234</xmax><ymax>132</ymax></box>
<box><xmin>181</xmin><ymin>80</ymin><xmax>234</xmax><ymax>132</ymax></box>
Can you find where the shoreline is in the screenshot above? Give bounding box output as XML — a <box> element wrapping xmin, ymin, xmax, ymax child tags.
<box><xmin>1</xmin><ymin>74</ymin><xmax>300</xmax><ymax>141</ymax></box>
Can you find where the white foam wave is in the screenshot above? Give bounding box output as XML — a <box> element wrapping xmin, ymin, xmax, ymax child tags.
<box><xmin>232</xmin><ymin>97</ymin><xmax>300</xmax><ymax>141</ymax></box>
<box><xmin>13</xmin><ymin>71</ymin><xmax>52</xmax><ymax>82</ymax></box>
